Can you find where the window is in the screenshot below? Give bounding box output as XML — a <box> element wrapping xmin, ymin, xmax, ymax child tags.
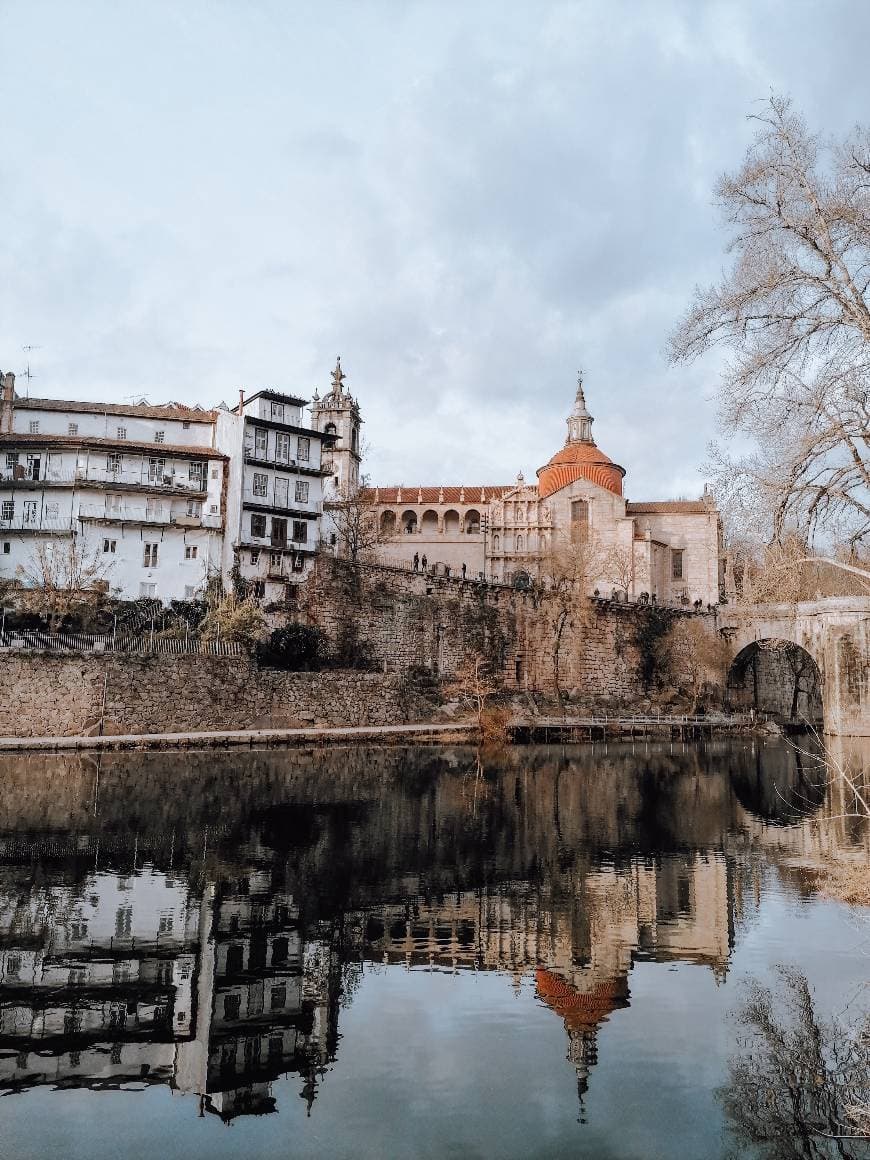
<box><xmin>296</xmin><ymin>436</ymin><xmax>310</xmax><ymax>462</ymax></box>
<box><xmin>295</xmin><ymin>480</ymin><xmax>309</xmax><ymax>503</ymax></box>
<box><xmin>188</xmin><ymin>461</ymin><xmax>205</xmax><ymax>485</ymax></box>
<box><xmin>184</xmin><ymin>545</ymin><xmax>198</xmax><ymax>559</ymax></box>
<box><xmin>324</xmin><ymin>422</ymin><xmax>337</xmax><ymax>436</ymax></box>
<box><xmin>223</xmin><ymin>994</ymin><xmax>241</xmax><ymax>1021</ymax></box>
<box><xmin>148</xmin><ymin>457</ymin><xmax>166</xmax><ymax>481</ymax></box>
<box><xmin>571</xmin><ymin>499</ymin><xmax>589</xmax><ymax>541</ymax></box>
<box><xmin>5</xmin><ymin>453</ymin><xmax>17</xmax><ymax>467</ymax></box>
<box><xmin>29</xmin><ymin>420</ymin><xmax>39</xmax><ymax>434</ymax></box>
<box><xmin>211</xmin><ymin>467</ymin><xmax>218</xmax><ymax>479</ymax></box>
<box><xmin>143</xmin><ymin>542</ymin><xmax>159</xmax><ymax>568</ymax></box>
<box><xmin>253</xmin><ymin>427</ymin><xmax>268</xmax><ymax>457</ymax></box>
<box><xmin>250</xmin><ymin>549</ymin><xmax>260</xmax><ymax>565</ymax></box>
<box><xmin>1</xmin><ymin>501</ymin><xmax>13</xmax><ymax>521</ymax></box>
<box><xmin>274</xmin><ymin>477</ymin><xmax>289</xmax><ymax>507</ymax></box>
<box><xmin>139</xmin><ymin>582</ymin><xmax>156</xmax><ymax>598</ymax></box>
<box><xmin>25</xmin><ymin>454</ymin><xmax>41</xmax><ymax>480</ymax></box>
<box><xmin>275</xmin><ymin>432</ymin><xmax>290</xmax><ymax>462</ymax></box>
<box><xmin>251</xmin><ymin>513</ymin><xmax>267</xmax><ymax>537</ymax></box>
<box><xmin>103</xmin><ymin>539</ymin><xmax>116</xmax><ymax>554</ymax></box>
<box><xmin>209</xmin><ymin>504</ymin><xmax>218</xmax><ymax>513</ymax></box>
<box><xmin>271</xmin><ymin>401</ymin><xmax>285</xmax><ymax>421</ymax></box>
<box><xmin>117</xmin><ymin>426</ymin><xmax>127</xmax><ymax>440</ymax></box>
<box><xmin>45</xmin><ymin>502</ymin><xmax>58</xmax><ymax>518</ymax></box>
<box><xmin>68</xmin><ymin>423</ymin><xmax>78</xmax><ymax>436</ymax></box>
<box><xmin>252</xmin><ymin>472</ymin><xmax>268</xmax><ymax>497</ymax></box>
<box><xmin>271</xmin><ymin>517</ymin><xmax>288</xmax><ymax>547</ymax></box>
<box><xmin>115</xmin><ymin>906</ymin><xmax>133</xmax><ymax>938</ymax></box>
<box><xmin>672</xmin><ymin>549</ymin><xmax>684</xmax><ymax>580</ymax></box>
<box><xmin>292</xmin><ymin>520</ymin><xmax>307</xmax><ymax>544</ymax></box>
<box><xmin>185</xmin><ymin>499</ymin><xmax>201</xmax><ymax>517</ymax></box>
<box><xmin>106</xmin><ymin>453</ymin><xmax>121</xmax><ymax>473</ymax></box>
<box><xmin>154</xmin><ymin>430</ymin><xmax>165</xmax><ymax>443</ymax></box>
<box><xmin>2</xmin><ymin>543</ymin><xmax>9</xmax><ymax>554</ymax></box>
<box><xmin>270</xmin><ymin>984</ymin><xmax>287</xmax><ymax>1010</ymax></box>
<box><xmin>158</xmin><ymin>912</ymin><xmax>174</xmax><ymax>934</ymax></box>
<box><xmin>251</xmin><ymin>579</ymin><xmax>265</xmax><ymax>598</ymax></box>
<box><xmin>183</xmin><ymin>420</ymin><xmax>191</xmax><ymax>429</ymax></box>
<box><xmin>270</xmin><ymin>551</ymin><xmax>282</xmax><ymax>566</ymax></box>
<box><xmin>184</xmin><ymin>585</ymin><xmax>196</xmax><ymax>599</ymax></box>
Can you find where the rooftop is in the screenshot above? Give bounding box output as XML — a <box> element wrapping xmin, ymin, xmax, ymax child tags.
<box><xmin>15</xmin><ymin>397</ymin><xmax>217</xmax><ymax>422</ymax></box>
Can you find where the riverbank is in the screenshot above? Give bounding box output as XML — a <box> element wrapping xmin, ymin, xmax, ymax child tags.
<box><xmin>0</xmin><ymin>712</ymin><xmax>775</xmax><ymax>753</ymax></box>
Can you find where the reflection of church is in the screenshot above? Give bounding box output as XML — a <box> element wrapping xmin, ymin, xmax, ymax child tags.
<box><xmin>311</xmin><ymin>362</ymin><xmax>724</xmax><ymax>604</ymax></box>
<box><xmin>352</xmin><ymin>853</ymin><xmax>732</xmax><ymax>1108</ymax></box>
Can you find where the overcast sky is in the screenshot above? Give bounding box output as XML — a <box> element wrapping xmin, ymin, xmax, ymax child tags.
<box><xmin>1</xmin><ymin>1</ymin><xmax>867</xmax><ymax>498</ymax></box>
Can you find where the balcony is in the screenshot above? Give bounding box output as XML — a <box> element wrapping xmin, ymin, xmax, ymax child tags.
<box><xmin>0</xmin><ymin>517</ymin><xmax>75</xmax><ymax>534</ymax></box>
<box><xmin>0</xmin><ymin>467</ymin><xmax>208</xmax><ymax>494</ymax></box>
<box><xmin>76</xmin><ymin>504</ymin><xmax>222</xmax><ymax>528</ymax></box>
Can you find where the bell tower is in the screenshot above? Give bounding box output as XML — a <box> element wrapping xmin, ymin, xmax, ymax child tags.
<box><xmin>310</xmin><ymin>356</ymin><xmax>363</xmax><ymax>498</ymax></box>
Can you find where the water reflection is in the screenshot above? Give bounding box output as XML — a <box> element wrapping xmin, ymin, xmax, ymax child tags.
<box><xmin>0</xmin><ymin>739</ymin><xmax>864</xmax><ymax>1135</ymax></box>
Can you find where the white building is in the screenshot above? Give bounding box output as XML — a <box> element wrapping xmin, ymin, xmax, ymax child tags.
<box><xmin>0</xmin><ymin>372</ymin><xmax>227</xmax><ymax>602</ymax></box>
<box><xmin>215</xmin><ymin>386</ymin><xmax>333</xmax><ymax>603</ymax></box>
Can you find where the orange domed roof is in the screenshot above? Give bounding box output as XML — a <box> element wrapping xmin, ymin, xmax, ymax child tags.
<box><xmin>537</xmin><ymin>440</ymin><xmax>625</xmax><ymax>499</ymax></box>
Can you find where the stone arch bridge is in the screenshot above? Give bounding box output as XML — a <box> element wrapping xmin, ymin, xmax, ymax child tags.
<box><xmin>718</xmin><ymin>598</ymin><xmax>870</xmax><ymax>736</ymax></box>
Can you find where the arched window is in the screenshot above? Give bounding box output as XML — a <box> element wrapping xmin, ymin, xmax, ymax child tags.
<box><xmin>401</xmin><ymin>510</ymin><xmax>418</xmax><ymax>534</ymax></box>
<box><xmin>464</xmin><ymin>509</ymin><xmax>480</xmax><ymax>534</ymax></box>
<box><xmin>351</xmin><ymin>426</ymin><xmax>359</xmax><ymax>452</ymax></box>
<box><xmin>380</xmin><ymin>510</ymin><xmax>397</xmax><ymax>535</ymax></box>
<box><xmin>443</xmin><ymin>509</ymin><xmax>460</xmax><ymax>535</ymax></box>
<box><xmin>421</xmin><ymin>509</ymin><xmax>439</xmax><ymax>534</ymax></box>
<box><xmin>515</xmin><ymin>535</ymin><xmax>524</xmax><ymax>552</ymax></box>
<box><xmin>492</xmin><ymin>534</ymin><xmax>500</xmax><ymax>552</ymax></box>
<box><xmin>324</xmin><ymin>422</ymin><xmax>337</xmax><ymax>436</ymax></box>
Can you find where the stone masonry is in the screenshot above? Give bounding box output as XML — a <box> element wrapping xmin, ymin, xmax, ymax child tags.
<box><xmin>0</xmin><ymin>654</ymin><xmax>434</xmax><ymax>738</ymax></box>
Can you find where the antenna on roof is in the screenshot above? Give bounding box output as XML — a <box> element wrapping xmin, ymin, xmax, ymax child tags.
<box><xmin>123</xmin><ymin>394</ymin><xmax>150</xmax><ymax>406</ymax></box>
<box><xmin>20</xmin><ymin>346</ymin><xmax>41</xmax><ymax>397</ymax></box>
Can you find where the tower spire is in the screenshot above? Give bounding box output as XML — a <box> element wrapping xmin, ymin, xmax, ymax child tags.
<box><xmin>566</xmin><ymin>369</ymin><xmax>594</xmax><ymax>444</ymax></box>
<box><xmin>330</xmin><ymin>355</ymin><xmax>346</xmax><ymax>396</ymax></box>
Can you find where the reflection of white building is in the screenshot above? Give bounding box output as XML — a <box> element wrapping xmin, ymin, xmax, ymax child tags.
<box><xmin>0</xmin><ymin>373</ymin><xmax>226</xmax><ymax>601</ymax></box>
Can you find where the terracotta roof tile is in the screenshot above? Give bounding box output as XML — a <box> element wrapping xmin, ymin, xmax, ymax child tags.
<box><xmin>0</xmin><ymin>433</ymin><xmax>227</xmax><ymax>459</ymax></box>
<box><xmin>362</xmin><ymin>485</ymin><xmax>514</xmax><ymax>505</ymax></box>
<box><xmin>626</xmin><ymin>500</ymin><xmax>712</xmax><ymax>514</ymax></box>
<box><xmin>537</xmin><ymin>441</ymin><xmax>625</xmax><ymax>498</ymax></box>
<box><xmin>16</xmin><ymin>397</ymin><xmax>217</xmax><ymax>422</ymax></box>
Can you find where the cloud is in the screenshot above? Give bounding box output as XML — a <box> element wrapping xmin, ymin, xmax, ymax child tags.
<box><xmin>2</xmin><ymin>0</ymin><xmax>869</xmax><ymax>499</ymax></box>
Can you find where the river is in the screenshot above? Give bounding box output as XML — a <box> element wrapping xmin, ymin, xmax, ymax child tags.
<box><xmin>0</xmin><ymin>738</ymin><xmax>866</xmax><ymax>1159</ymax></box>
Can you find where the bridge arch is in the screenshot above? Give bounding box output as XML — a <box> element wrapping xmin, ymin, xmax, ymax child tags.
<box><xmin>726</xmin><ymin>639</ymin><xmax>823</xmax><ymax>729</ymax></box>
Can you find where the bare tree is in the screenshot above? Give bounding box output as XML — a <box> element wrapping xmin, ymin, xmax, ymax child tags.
<box><xmin>667</xmin><ymin>616</ymin><xmax>731</xmax><ymax>712</ymax></box>
<box><xmin>16</xmin><ymin>539</ymin><xmax>112</xmax><ymax>627</ymax></box>
<box><xmin>730</xmin><ymin>534</ymin><xmax>870</xmax><ymax>603</ymax></box>
<box><xmin>325</xmin><ymin>474</ymin><xmax>386</xmax><ymax>563</ymax></box>
<box><xmin>670</xmin><ymin>95</ymin><xmax>870</xmax><ymax>547</ymax></box>
<box><xmin>447</xmin><ymin>654</ymin><xmax>502</xmax><ymax>735</ymax></box>
<box><xmin>600</xmin><ymin>544</ymin><xmax>634</xmax><ymax>598</ymax></box>
<box><xmin>538</xmin><ymin>532</ymin><xmax>606</xmax><ymax>705</ymax></box>
<box><xmin>721</xmin><ymin>967</ymin><xmax>869</xmax><ymax>1157</ymax></box>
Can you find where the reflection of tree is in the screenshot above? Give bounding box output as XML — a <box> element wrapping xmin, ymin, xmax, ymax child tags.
<box><xmin>720</xmin><ymin>967</ymin><xmax>869</xmax><ymax>1158</ymax></box>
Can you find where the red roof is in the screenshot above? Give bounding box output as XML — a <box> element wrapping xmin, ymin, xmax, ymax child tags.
<box><xmin>17</xmin><ymin>397</ymin><xmax>217</xmax><ymax>422</ymax></box>
<box><xmin>537</xmin><ymin>441</ymin><xmax>625</xmax><ymax>499</ymax></box>
<box><xmin>363</xmin><ymin>485</ymin><xmax>514</xmax><ymax>506</ymax></box>
<box><xmin>0</xmin><ymin>433</ymin><xmax>227</xmax><ymax>459</ymax></box>
<box><xmin>626</xmin><ymin>500</ymin><xmax>712</xmax><ymax>514</ymax></box>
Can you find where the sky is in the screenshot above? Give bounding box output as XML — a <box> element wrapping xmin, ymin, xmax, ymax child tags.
<box><xmin>1</xmin><ymin>0</ymin><xmax>868</xmax><ymax>499</ymax></box>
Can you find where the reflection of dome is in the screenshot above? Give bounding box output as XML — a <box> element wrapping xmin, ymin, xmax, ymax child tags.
<box><xmin>535</xmin><ymin>968</ymin><xmax>629</xmax><ymax>1031</ymax></box>
<box><xmin>536</xmin><ymin>375</ymin><xmax>625</xmax><ymax>498</ymax></box>
<box><xmin>537</xmin><ymin>441</ymin><xmax>625</xmax><ymax>499</ymax></box>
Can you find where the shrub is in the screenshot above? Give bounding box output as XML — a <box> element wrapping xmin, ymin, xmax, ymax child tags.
<box><xmin>258</xmin><ymin>624</ymin><xmax>327</xmax><ymax>670</ymax></box>
<box><xmin>200</xmin><ymin>596</ymin><xmax>265</xmax><ymax>649</ymax></box>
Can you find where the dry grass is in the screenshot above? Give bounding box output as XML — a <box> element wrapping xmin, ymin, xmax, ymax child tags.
<box><xmin>479</xmin><ymin>706</ymin><xmax>512</xmax><ymax>744</ymax></box>
<box><xmin>815</xmin><ymin>860</ymin><xmax>870</xmax><ymax>907</ymax></box>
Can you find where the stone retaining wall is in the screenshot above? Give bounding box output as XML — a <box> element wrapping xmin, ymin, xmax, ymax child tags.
<box><xmin>0</xmin><ymin>654</ymin><xmax>434</xmax><ymax>738</ymax></box>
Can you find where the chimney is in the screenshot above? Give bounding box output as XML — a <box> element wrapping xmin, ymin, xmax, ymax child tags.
<box><xmin>0</xmin><ymin>371</ymin><xmax>15</xmax><ymax>434</ymax></box>
<box><xmin>238</xmin><ymin>388</ymin><xmax>245</xmax><ymax>414</ymax></box>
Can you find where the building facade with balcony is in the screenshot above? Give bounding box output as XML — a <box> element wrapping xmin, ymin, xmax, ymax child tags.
<box><xmin>215</xmin><ymin>387</ymin><xmax>333</xmax><ymax>603</ymax></box>
<box><xmin>0</xmin><ymin>373</ymin><xmax>227</xmax><ymax>601</ymax></box>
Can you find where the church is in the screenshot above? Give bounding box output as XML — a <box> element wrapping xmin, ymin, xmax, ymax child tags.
<box><xmin>311</xmin><ymin>361</ymin><xmax>724</xmax><ymax>607</ymax></box>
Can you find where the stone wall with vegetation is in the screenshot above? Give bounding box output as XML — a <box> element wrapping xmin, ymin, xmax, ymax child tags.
<box><xmin>300</xmin><ymin>557</ymin><xmax>723</xmax><ymax>707</ymax></box>
<box><xmin>0</xmin><ymin>654</ymin><xmax>435</xmax><ymax>738</ymax></box>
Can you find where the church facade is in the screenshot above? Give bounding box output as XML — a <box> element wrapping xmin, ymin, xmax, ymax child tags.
<box><xmin>310</xmin><ymin>365</ymin><xmax>724</xmax><ymax>607</ymax></box>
